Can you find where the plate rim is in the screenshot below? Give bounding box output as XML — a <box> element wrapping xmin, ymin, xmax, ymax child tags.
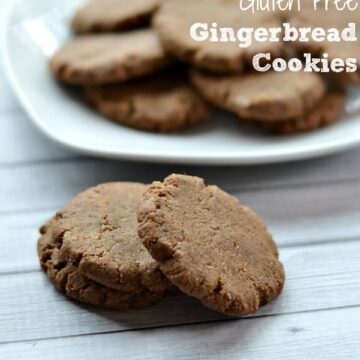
<box><xmin>2</xmin><ymin>0</ymin><xmax>360</xmax><ymax>166</ymax></box>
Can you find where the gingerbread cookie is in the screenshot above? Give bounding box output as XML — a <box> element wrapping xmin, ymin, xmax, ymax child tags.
<box><xmin>38</xmin><ymin>221</ymin><xmax>164</xmax><ymax>309</ymax></box>
<box><xmin>71</xmin><ymin>0</ymin><xmax>163</xmax><ymax>34</ymax></box>
<box><xmin>138</xmin><ymin>174</ymin><xmax>285</xmax><ymax>316</ymax></box>
<box><xmin>289</xmin><ymin>5</ymin><xmax>360</xmax><ymax>84</ymax></box>
<box><xmin>49</xmin><ymin>29</ymin><xmax>170</xmax><ymax>85</ymax></box>
<box><xmin>153</xmin><ymin>0</ymin><xmax>284</xmax><ymax>73</ymax></box>
<box><xmin>191</xmin><ymin>70</ymin><xmax>326</xmax><ymax>122</ymax></box>
<box><xmin>50</xmin><ymin>182</ymin><xmax>173</xmax><ymax>295</ymax></box>
<box><xmin>263</xmin><ymin>91</ymin><xmax>345</xmax><ymax>134</ymax></box>
<box><xmin>86</xmin><ymin>70</ymin><xmax>213</xmax><ymax>132</ymax></box>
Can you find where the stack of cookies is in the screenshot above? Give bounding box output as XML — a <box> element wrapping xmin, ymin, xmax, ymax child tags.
<box><xmin>49</xmin><ymin>0</ymin><xmax>213</xmax><ymax>133</ymax></box>
<box><xmin>49</xmin><ymin>0</ymin><xmax>356</xmax><ymax>135</ymax></box>
<box><xmin>38</xmin><ymin>174</ymin><xmax>285</xmax><ymax>316</ymax></box>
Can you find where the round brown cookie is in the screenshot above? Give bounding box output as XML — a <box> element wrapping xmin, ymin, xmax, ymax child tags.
<box><xmin>38</xmin><ymin>221</ymin><xmax>164</xmax><ymax>309</ymax></box>
<box><xmin>137</xmin><ymin>174</ymin><xmax>285</xmax><ymax>316</ymax></box>
<box><xmin>191</xmin><ymin>70</ymin><xmax>326</xmax><ymax>122</ymax></box>
<box><xmin>86</xmin><ymin>70</ymin><xmax>213</xmax><ymax>132</ymax></box>
<box><xmin>153</xmin><ymin>0</ymin><xmax>284</xmax><ymax>73</ymax></box>
<box><xmin>71</xmin><ymin>0</ymin><xmax>163</xmax><ymax>34</ymax></box>
<box><xmin>262</xmin><ymin>91</ymin><xmax>345</xmax><ymax>135</ymax></box>
<box><xmin>50</xmin><ymin>182</ymin><xmax>174</xmax><ymax>295</ymax></box>
<box><xmin>49</xmin><ymin>29</ymin><xmax>170</xmax><ymax>85</ymax></box>
<box><xmin>289</xmin><ymin>6</ymin><xmax>360</xmax><ymax>84</ymax></box>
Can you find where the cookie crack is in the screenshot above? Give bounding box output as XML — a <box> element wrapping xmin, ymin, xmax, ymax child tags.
<box><xmin>213</xmin><ymin>277</ymin><xmax>224</xmax><ymax>294</ymax></box>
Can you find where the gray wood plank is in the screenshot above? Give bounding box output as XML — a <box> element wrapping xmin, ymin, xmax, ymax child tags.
<box><xmin>0</xmin><ymin>108</ymin><xmax>75</xmax><ymax>166</ymax></box>
<box><xmin>1</xmin><ymin>153</ymin><xmax>360</xmax><ymax>214</ymax></box>
<box><xmin>1</xmin><ymin>139</ymin><xmax>360</xmax><ymax>180</ymax></box>
<box><xmin>1</xmin><ymin>240</ymin><xmax>360</xmax><ymax>343</ymax></box>
<box><xmin>1</xmin><ymin>306</ymin><xmax>359</xmax><ymax>360</ymax></box>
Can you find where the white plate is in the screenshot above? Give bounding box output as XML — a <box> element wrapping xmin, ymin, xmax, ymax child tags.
<box><xmin>3</xmin><ymin>0</ymin><xmax>360</xmax><ymax>165</ymax></box>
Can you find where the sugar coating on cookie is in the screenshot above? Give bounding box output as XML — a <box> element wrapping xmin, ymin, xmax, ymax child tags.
<box><xmin>71</xmin><ymin>0</ymin><xmax>163</xmax><ymax>34</ymax></box>
<box><xmin>38</xmin><ymin>222</ymin><xmax>165</xmax><ymax>309</ymax></box>
<box><xmin>49</xmin><ymin>30</ymin><xmax>170</xmax><ymax>85</ymax></box>
<box><xmin>153</xmin><ymin>0</ymin><xmax>284</xmax><ymax>73</ymax></box>
<box><xmin>263</xmin><ymin>91</ymin><xmax>345</xmax><ymax>134</ymax></box>
<box><xmin>138</xmin><ymin>174</ymin><xmax>285</xmax><ymax>316</ymax></box>
<box><xmin>191</xmin><ymin>70</ymin><xmax>326</xmax><ymax>122</ymax></box>
<box><xmin>86</xmin><ymin>71</ymin><xmax>213</xmax><ymax>132</ymax></box>
<box><xmin>50</xmin><ymin>182</ymin><xmax>173</xmax><ymax>295</ymax></box>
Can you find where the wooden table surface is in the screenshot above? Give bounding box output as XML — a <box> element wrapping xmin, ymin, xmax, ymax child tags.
<box><xmin>1</xmin><ymin>56</ymin><xmax>360</xmax><ymax>359</ymax></box>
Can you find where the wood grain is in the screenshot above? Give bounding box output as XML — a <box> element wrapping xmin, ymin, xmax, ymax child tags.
<box><xmin>1</xmin><ymin>307</ymin><xmax>359</xmax><ymax>360</ymax></box>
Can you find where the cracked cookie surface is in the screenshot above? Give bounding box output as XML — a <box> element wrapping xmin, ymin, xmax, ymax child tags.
<box><xmin>137</xmin><ymin>174</ymin><xmax>285</xmax><ymax>316</ymax></box>
<box><xmin>86</xmin><ymin>70</ymin><xmax>213</xmax><ymax>132</ymax></box>
<box><xmin>71</xmin><ymin>0</ymin><xmax>163</xmax><ymax>34</ymax></box>
<box><xmin>49</xmin><ymin>182</ymin><xmax>173</xmax><ymax>295</ymax></box>
<box><xmin>38</xmin><ymin>221</ymin><xmax>164</xmax><ymax>309</ymax></box>
<box><xmin>49</xmin><ymin>29</ymin><xmax>170</xmax><ymax>85</ymax></box>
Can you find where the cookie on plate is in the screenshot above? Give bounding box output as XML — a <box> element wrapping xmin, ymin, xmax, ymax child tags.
<box><xmin>86</xmin><ymin>70</ymin><xmax>213</xmax><ymax>132</ymax></box>
<box><xmin>263</xmin><ymin>91</ymin><xmax>345</xmax><ymax>134</ymax></box>
<box><xmin>38</xmin><ymin>221</ymin><xmax>164</xmax><ymax>309</ymax></box>
<box><xmin>49</xmin><ymin>29</ymin><xmax>170</xmax><ymax>85</ymax></box>
<box><xmin>191</xmin><ymin>70</ymin><xmax>326</xmax><ymax>122</ymax></box>
<box><xmin>71</xmin><ymin>0</ymin><xmax>163</xmax><ymax>34</ymax></box>
<box><xmin>138</xmin><ymin>174</ymin><xmax>285</xmax><ymax>316</ymax></box>
<box><xmin>153</xmin><ymin>0</ymin><xmax>284</xmax><ymax>73</ymax></box>
<box><xmin>50</xmin><ymin>182</ymin><xmax>174</xmax><ymax>296</ymax></box>
<box><xmin>289</xmin><ymin>5</ymin><xmax>360</xmax><ymax>84</ymax></box>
